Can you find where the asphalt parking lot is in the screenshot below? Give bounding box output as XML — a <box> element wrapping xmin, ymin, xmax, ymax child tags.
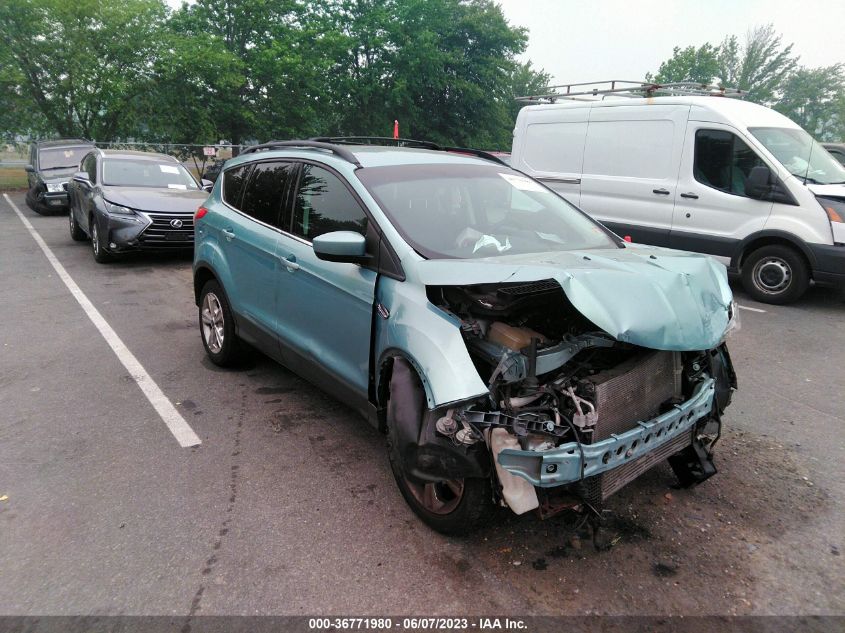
<box><xmin>1</xmin><ymin>191</ymin><xmax>844</xmax><ymax>619</ymax></box>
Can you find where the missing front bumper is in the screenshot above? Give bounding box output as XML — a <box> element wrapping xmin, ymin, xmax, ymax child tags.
<box><xmin>496</xmin><ymin>378</ymin><xmax>716</xmax><ymax>488</ymax></box>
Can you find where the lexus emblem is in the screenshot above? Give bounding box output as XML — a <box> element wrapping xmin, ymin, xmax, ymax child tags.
<box><xmin>170</xmin><ymin>219</ymin><xmax>184</xmax><ymax>228</ymax></box>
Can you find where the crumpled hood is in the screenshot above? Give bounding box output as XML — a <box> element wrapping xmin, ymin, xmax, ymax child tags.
<box><xmin>102</xmin><ymin>186</ymin><xmax>208</xmax><ymax>213</ymax></box>
<box><xmin>417</xmin><ymin>245</ymin><xmax>733</xmax><ymax>351</ymax></box>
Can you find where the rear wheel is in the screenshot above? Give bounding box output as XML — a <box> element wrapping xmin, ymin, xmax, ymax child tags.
<box><xmin>386</xmin><ymin>364</ymin><xmax>495</xmax><ymax>535</ymax></box>
<box><xmin>199</xmin><ymin>280</ymin><xmax>242</xmax><ymax>366</ymax></box>
<box><xmin>741</xmin><ymin>244</ymin><xmax>809</xmax><ymax>305</ymax></box>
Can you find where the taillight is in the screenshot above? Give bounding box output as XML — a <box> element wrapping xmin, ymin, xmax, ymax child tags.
<box><xmin>195</xmin><ymin>206</ymin><xmax>208</xmax><ymax>221</ymax></box>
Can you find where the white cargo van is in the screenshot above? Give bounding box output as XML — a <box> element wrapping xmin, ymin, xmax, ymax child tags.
<box><xmin>512</xmin><ymin>89</ymin><xmax>845</xmax><ymax>304</ymax></box>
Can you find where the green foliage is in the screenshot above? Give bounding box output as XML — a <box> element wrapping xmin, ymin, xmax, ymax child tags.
<box><xmin>717</xmin><ymin>25</ymin><xmax>797</xmax><ymax>104</ymax></box>
<box><xmin>649</xmin><ymin>44</ymin><xmax>721</xmax><ymax>84</ymax></box>
<box><xmin>774</xmin><ymin>65</ymin><xmax>845</xmax><ymax>141</ymax></box>
<box><xmin>0</xmin><ymin>0</ymin><xmax>167</xmax><ymax>139</ymax></box>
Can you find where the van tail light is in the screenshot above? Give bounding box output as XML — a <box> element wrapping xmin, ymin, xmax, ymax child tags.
<box><xmin>623</xmin><ymin>235</ymin><xmax>633</xmax><ymax>242</ymax></box>
<box><xmin>825</xmin><ymin>205</ymin><xmax>843</xmax><ymax>223</ymax></box>
<box><xmin>195</xmin><ymin>206</ymin><xmax>208</xmax><ymax>221</ymax></box>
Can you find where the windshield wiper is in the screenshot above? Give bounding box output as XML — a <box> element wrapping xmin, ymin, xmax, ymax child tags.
<box><xmin>40</xmin><ymin>166</ymin><xmax>75</xmax><ymax>171</ymax></box>
<box><xmin>792</xmin><ymin>173</ymin><xmax>820</xmax><ymax>184</ymax></box>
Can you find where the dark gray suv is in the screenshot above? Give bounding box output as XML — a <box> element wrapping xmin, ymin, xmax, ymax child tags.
<box><xmin>25</xmin><ymin>139</ymin><xmax>95</xmax><ymax>214</ymax></box>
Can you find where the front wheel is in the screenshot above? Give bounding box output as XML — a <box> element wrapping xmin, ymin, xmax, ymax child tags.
<box><xmin>386</xmin><ymin>363</ymin><xmax>495</xmax><ymax>535</ymax></box>
<box><xmin>90</xmin><ymin>220</ymin><xmax>112</xmax><ymax>263</ymax></box>
<box><xmin>740</xmin><ymin>245</ymin><xmax>809</xmax><ymax>305</ymax></box>
<box><xmin>69</xmin><ymin>205</ymin><xmax>86</xmax><ymax>241</ymax></box>
<box><xmin>198</xmin><ymin>280</ymin><xmax>242</xmax><ymax>366</ymax></box>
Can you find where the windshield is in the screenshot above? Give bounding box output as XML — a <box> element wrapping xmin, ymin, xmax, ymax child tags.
<box><xmin>358</xmin><ymin>164</ymin><xmax>617</xmax><ymax>259</ymax></box>
<box><xmin>38</xmin><ymin>146</ymin><xmax>92</xmax><ymax>170</ymax></box>
<box><xmin>102</xmin><ymin>159</ymin><xmax>199</xmax><ymax>189</ymax></box>
<box><xmin>749</xmin><ymin>127</ymin><xmax>845</xmax><ymax>185</ymax></box>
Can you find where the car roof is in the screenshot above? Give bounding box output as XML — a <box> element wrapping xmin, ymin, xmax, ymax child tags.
<box><xmin>99</xmin><ymin>149</ymin><xmax>180</xmax><ymax>162</ymax></box>
<box><xmin>35</xmin><ymin>139</ymin><xmax>92</xmax><ymax>148</ymax></box>
<box><xmin>232</xmin><ymin>144</ymin><xmax>503</xmax><ymax>170</ymax></box>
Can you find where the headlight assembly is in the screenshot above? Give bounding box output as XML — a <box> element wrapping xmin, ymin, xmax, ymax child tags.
<box><xmin>45</xmin><ymin>183</ymin><xmax>64</xmax><ymax>193</ymax></box>
<box><xmin>104</xmin><ymin>200</ymin><xmax>135</xmax><ymax>215</ymax></box>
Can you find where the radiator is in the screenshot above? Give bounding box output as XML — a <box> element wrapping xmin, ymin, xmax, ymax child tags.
<box><xmin>579</xmin><ymin>351</ymin><xmax>688</xmax><ymax>505</ymax></box>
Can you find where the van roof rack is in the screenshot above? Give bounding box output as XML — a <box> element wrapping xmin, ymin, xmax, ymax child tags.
<box><xmin>516</xmin><ymin>80</ymin><xmax>746</xmax><ymax>103</ymax></box>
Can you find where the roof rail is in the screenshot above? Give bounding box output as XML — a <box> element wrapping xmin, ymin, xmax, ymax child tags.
<box><xmin>311</xmin><ymin>136</ymin><xmax>510</xmax><ymax>167</ymax></box>
<box><xmin>240</xmin><ymin>140</ymin><xmax>362</xmax><ymax>168</ymax></box>
<box><xmin>311</xmin><ymin>136</ymin><xmax>442</xmax><ymax>150</ymax></box>
<box><xmin>516</xmin><ymin>80</ymin><xmax>746</xmax><ymax>103</ymax></box>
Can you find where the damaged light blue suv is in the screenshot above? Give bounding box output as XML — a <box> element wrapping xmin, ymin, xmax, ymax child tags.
<box><xmin>193</xmin><ymin>138</ymin><xmax>738</xmax><ymax>535</ymax></box>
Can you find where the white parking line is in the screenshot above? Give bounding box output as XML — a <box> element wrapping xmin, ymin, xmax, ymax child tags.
<box><xmin>4</xmin><ymin>193</ymin><xmax>201</xmax><ymax>448</ymax></box>
<box><xmin>737</xmin><ymin>304</ymin><xmax>767</xmax><ymax>313</ymax></box>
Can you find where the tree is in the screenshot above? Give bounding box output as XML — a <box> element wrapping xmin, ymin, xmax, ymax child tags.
<box><xmin>649</xmin><ymin>44</ymin><xmax>721</xmax><ymax>84</ymax></box>
<box><xmin>0</xmin><ymin>0</ymin><xmax>167</xmax><ymax>139</ymax></box>
<box><xmin>774</xmin><ymin>65</ymin><xmax>845</xmax><ymax>141</ymax></box>
<box><xmin>506</xmin><ymin>61</ymin><xmax>551</xmax><ymax>130</ymax></box>
<box><xmin>717</xmin><ymin>24</ymin><xmax>797</xmax><ymax>104</ymax></box>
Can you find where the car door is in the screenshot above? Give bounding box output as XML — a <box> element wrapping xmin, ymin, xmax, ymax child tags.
<box><xmin>669</xmin><ymin>124</ymin><xmax>773</xmax><ymax>259</ymax></box>
<box><xmin>274</xmin><ymin>161</ymin><xmax>377</xmax><ymax>410</ymax></box>
<box><xmin>218</xmin><ymin>160</ymin><xmax>293</xmax><ymax>349</ymax></box>
<box><xmin>73</xmin><ymin>153</ymin><xmax>99</xmax><ymax>230</ymax></box>
<box><xmin>578</xmin><ymin>105</ymin><xmax>688</xmax><ymax>246</ymax></box>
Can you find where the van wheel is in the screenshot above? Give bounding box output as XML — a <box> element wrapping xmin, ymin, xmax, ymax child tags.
<box><xmin>385</xmin><ymin>363</ymin><xmax>495</xmax><ymax>536</ymax></box>
<box><xmin>741</xmin><ymin>245</ymin><xmax>809</xmax><ymax>304</ymax></box>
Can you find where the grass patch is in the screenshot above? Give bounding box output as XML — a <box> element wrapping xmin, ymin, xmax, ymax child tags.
<box><xmin>0</xmin><ymin>167</ymin><xmax>27</xmax><ymax>191</ymax></box>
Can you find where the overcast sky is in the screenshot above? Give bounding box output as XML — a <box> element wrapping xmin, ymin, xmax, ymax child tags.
<box><xmin>496</xmin><ymin>0</ymin><xmax>845</xmax><ymax>88</ymax></box>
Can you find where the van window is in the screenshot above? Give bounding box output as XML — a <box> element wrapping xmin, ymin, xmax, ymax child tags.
<box><xmin>522</xmin><ymin>122</ymin><xmax>588</xmax><ymax>173</ymax></box>
<box><xmin>582</xmin><ymin>120</ymin><xmax>674</xmax><ymax>179</ymax></box>
<box><xmin>694</xmin><ymin>130</ymin><xmax>765</xmax><ymax>196</ymax></box>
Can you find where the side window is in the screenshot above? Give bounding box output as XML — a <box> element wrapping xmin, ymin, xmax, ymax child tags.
<box><xmin>694</xmin><ymin>130</ymin><xmax>765</xmax><ymax>196</ymax></box>
<box><xmin>83</xmin><ymin>154</ymin><xmax>97</xmax><ymax>182</ymax></box>
<box><xmin>240</xmin><ymin>161</ymin><xmax>293</xmax><ymax>227</ymax></box>
<box><xmin>289</xmin><ymin>165</ymin><xmax>368</xmax><ymax>241</ymax></box>
<box><xmin>222</xmin><ymin>164</ymin><xmax>252</xmax><ymax>211</ymax></box>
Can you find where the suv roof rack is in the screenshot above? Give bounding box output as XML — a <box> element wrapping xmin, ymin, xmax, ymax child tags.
<box><xmin>240</xmin><ymin>140</ymin><xmax>362</xmax><ymax>168</ymax></box>
<box><xmin>311</xmin><ymin>136</ymin><xmax>511</xmax><ymax>167</ymax></box>
<box><xmin>516</xmin><ymin>79</ymin><xmax>746</xmax><ymax>103</ymax></box>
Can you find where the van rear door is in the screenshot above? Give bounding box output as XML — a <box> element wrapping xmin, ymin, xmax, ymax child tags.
<box><xmin>578</xmin><ymin>104</ymin><xmax>688</xmax><ymax>246</ymax></box>
<box><xmin>512</xmin><ymin>105</ymin><xmax>588</xmax><ymax>205</ymax></box>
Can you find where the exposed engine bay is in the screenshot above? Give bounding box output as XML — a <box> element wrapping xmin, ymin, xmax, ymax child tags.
<box><xmin>408</xmin><ymin>279</ymin><xmax>737</xmax><ymax>518</ymax></box>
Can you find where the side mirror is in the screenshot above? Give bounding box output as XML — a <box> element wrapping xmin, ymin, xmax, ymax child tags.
<box><xmin>312</xmin><ymin>231</ymin><xmax>368</xmax><ymax>263</ymax></box>
<box><xmin>201</xmin><ymin>179</ymin><xmax>213</xmax><ymax>192</ymax></box>
<box><xmin>745</xmin><ymin>165</ymin><xmax>772</xmax><ymax>199</ymax></box>
<box><xmin>25</xmin><ymin>164</ymin><xmax>35</xmax><ymax>173</ymax></box>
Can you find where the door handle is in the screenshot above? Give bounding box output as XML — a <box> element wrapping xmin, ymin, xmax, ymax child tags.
<box><xmin>222</xmin><ymin>228</ymin><xmax>235</xmax><ymax>240</ymax></box>
<box><xmin>680</xmin><ymin>192</ymin><xmax>699</xmax><ymax>199</ymax></box>
<box><xmin>279</xmin><ymin>254</ymin><xmax>300</xmax><ymax>271</ymax></box>
<box><xmin>652</xmin><ymin>188</ymin><xmax>671</xmax><ymax>195</ymax></box>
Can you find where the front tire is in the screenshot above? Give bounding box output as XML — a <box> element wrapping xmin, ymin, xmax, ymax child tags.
<box><xmin>386</xmin><ymin>364</ymin><xmax>495</xmax><ymax>536</ymax></box>
<box><xmin>199</xmin><ymin>280</ymin><xmax>242</xmax><ymax>366</ymax></box>
<box><xmin>741</xmin><ymin>244</ymin><xmax>809</xmax><ymax>305</ymax></box>
<box><xmin>69</xmin><ymin>205</ymin><xmax>86</xmax><ymax>241</ymax></box>
<box><xmin>90</xmin><ymin>219</ymin><xmax>112</xmax><ymax>263</ymax></box>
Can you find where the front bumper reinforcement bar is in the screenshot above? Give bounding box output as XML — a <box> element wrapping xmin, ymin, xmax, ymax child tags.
<box><xmin>496</xmin><ymin>378</ymin><xmax>716</xmax><ymax>487</ymax></box>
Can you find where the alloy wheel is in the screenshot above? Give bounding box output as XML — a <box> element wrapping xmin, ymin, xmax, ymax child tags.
<box><xmin>201</xmin><ymin>292</ymin><xmax>225</xmax><ymax>354</ymax></box>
